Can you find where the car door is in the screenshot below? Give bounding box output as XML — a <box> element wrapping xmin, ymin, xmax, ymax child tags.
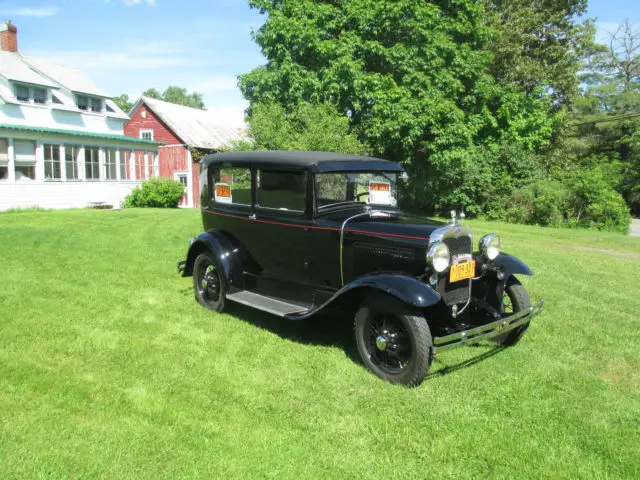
<box><xmin>241</xmin><ymin>168</ymin><xmax>315</xmax><ymax>300</ymax></box>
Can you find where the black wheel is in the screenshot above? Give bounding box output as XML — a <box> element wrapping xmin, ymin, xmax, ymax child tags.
<box><xmin>494</xmin><ymin>277</ymin><xmax>530</xmax><ymax>346</ymax></box>
<box><xmin>354</xmin><ymin>294</ymin><xmax>433</xmax><ymax>387</ymax></box>
<box><xmin>193</xmin><ymin>252</ymin><xmax>226</xmax><ymax>312</ymax></box>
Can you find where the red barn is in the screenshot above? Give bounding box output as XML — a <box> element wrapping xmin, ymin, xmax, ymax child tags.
<box><xmin>125</xmin><ymin>97</ymin><xmax>246</xmax><ymax>207</ymax></box>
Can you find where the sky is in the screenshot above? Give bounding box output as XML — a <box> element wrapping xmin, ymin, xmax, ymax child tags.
<box><xmin>1</xmin><ymin>0</ymin><xmax>638</xmax><ymax>126</ymax></box>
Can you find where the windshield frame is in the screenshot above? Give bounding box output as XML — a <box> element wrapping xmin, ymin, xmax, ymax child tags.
<box><xmin>314</xmin><ymin>170</ymin><xmax>402</xmax><ymax>216</ymax></box>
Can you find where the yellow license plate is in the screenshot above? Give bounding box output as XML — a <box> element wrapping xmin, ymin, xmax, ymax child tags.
<box><xmin>449</xmin><ymin>260</ymin><xmax>476</xmax><ymax>283</ymax></box>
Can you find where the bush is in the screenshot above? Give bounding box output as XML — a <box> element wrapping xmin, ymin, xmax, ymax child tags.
<box><xmin>487</xmin><ymin>167</ymin><xmax>632</xmax><ymax>233</ymax></box>
<box><xmin>124</xmin><ymin>177</ymin><xmax>185</xmax><ymax>208</ymax></box>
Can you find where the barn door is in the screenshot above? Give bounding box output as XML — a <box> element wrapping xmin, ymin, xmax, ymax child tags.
<box><xmin>174</xmin><ymin>171</ymin><xmax>189</xmax><ymax>207</ymax></box>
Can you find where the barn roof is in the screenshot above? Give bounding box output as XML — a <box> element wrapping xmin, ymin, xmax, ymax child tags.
<box><xmin>131</xmin><ymin>96</ymin><xmax>248</xmax><ymax>150</ymax></box>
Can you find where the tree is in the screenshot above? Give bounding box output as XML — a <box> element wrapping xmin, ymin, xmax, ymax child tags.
<box><xmin>230</xmin><ymin>101</ymin><xmax>368</xmax><ymax>154</ymax></box>
<box><xmin>113</xmin><ymin>94</ymin><xmax>133</xmax><ymax>112</ymax></box>
<box><xmin>484</xmin><ymin>0</ymin><xmax>591</xmax><ymax>109</ymax></box>
<box><xmin>238</xmin><ymin>0</ymin><xmax>568</xmax><ymax>213</ymax></box>
<box><xmin>113</xmin><ymin>86</ymin><xmax>206</xmax><ymax>110</ymax></box>
<box><xmin>573</xmin><ymin>20</ymin><xmax>640</xmax><ymax>214</ymax></box>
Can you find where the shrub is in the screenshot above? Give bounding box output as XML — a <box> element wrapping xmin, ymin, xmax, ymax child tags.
<box><xmin>124</xmin><ymin>177</ymin><xmax>185</xmax><ymax>208</ymax></box>
<box><xmin>487</xmin><ymin>167</ymin><xmax>632</xmax><ymax>233</ymax></box>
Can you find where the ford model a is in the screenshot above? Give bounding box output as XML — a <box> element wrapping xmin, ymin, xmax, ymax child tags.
<box><xmin>178</xmin><ymin>151</ymin><xmax>544</xmax><ymax>386</ymax></box>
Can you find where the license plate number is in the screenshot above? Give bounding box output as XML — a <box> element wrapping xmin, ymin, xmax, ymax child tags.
<box><xmin>449</xmin><ymin>260</ymin><xmax>475</xmax><ymax>283</ymax></box>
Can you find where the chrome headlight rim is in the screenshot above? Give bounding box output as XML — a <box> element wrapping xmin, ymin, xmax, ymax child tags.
<box><xmin>479</xmin><ymin>234</ymin><xmax>500</xmax><ymax>261</ymax></box>
<box><xmin>426</xmin><ymin>241</ymin><xmax>450</xmax><ymax>273</ymax></box>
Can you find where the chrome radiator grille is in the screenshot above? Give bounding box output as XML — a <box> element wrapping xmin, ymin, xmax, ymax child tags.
<box><xmin>437</xmin><ymin>235</ymin><xmax>473</xmax><ymax>306</ymax></box>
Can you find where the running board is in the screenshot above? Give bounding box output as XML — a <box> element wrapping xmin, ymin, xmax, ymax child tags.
<box><xmin>226</xmin><ymin>291</ymin><xmax>310</xmax><ymax>317</ymax></box>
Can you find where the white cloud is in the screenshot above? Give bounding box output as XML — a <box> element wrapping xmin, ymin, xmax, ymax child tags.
<box><xmin>0</xmin><ymin>6</ymin><xmax>59</xmax><ymax>17</ymax></box>
<box><xmin>205</xmin><ymin>104</ymin><xmax>247</xmax><ymax>127</ymax></box>
<box><xmin>31</xmin><ymin>40</ymin><xmax>202</xmax><ymax>72</ymax></box>
<box><xmin>121</xmin><ymin>0</ymin><xmax>157</xmax><ymax>6</ymax></box>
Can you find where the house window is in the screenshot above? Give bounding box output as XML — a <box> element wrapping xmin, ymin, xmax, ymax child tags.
<box><xmin>77</xmin><ymin>95</ymin><xmax>89</xmax><ymax>111</ymax></box>
<box><xmin>52</xmin><ymin>93</ymin><xmax>63</xmax><ymax>105</ymax></box>
<box><xmin>134</xmin><ymin>151</ymin><xmax>146</xmax><ymax>180</ymax></box>
<box><xmin>33</xmin><ymin>88</ymin><xmax>47</xmax><ymax>105</ymax></box>
<box><xmin>76</xmin><ymin>95</ymin><xmax>103</xmax><ymax>112</ymax></box>
<box><xmin>257</xmin><ymin>170</ymin><xmax>306</xmax><ymax>212</ymax></box>
<box><xmin>140</xmin><ymin>129</ymin><xmax>154</xmax><ymax>141</ymax></box>
<box><xmin>14</xmin><ymin>140</ymin><xmax>36</xmax><ymax>181</ymax></box>
<box><xmin>65</xmin><ymin>146</ymin><xmax>79</xmax><ymax>180</ymax></box>
<box><xmin>105</xmin><ymin>149</ymin><xmax>117</xmax><ymax>180</ymax></box>
<box><xmin>120</xmin><ymin>151</ymin><xmax>130</xmax><ymax>180</ymax></box>
<box><xmin>16</xmin><ymin>85</ymin><xmax>30</xmax><ymax>102</ymax></box>
<box><xmin>85</xmin><ymin>147</ymin><xmax>100</xmax><ymax>180</ymax></box>
<box><xmin>44</xmin><ymin>144</ymin><xmax>62</xmax><ymax>180</ymax></box>
<box><xmin>0</xmin><ymin>139</ymin><xmax>8</xmax><ymax>181</ymax></box>
<box><xmin>106</xmin><ymin>104</ymin><xmax>115</xmax><ymax>113</ymax></box>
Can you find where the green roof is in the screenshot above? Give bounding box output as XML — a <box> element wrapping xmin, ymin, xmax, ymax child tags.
<box><xmin>0</xmin><ymin>123</ymin><xmax>162</xmax><ymax>146</ymax></box>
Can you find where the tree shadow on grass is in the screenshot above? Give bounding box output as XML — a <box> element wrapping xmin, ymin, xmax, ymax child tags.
<box><xmin>224</xmin><ymin>302</ymin><xmax>508</xmax><ymax>381</ymax></box>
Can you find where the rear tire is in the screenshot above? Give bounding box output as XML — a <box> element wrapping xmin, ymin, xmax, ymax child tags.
<box><xmin>493</xmin><ymin>277</ymin><xmax>530</xmax><ymax>346</ymax></box>
<box><xmin>354</xmin><ymin>294</ymin><xmax>433</xmax><ymax>387</ymax></box>
<box><xmin>193</xmin><ymin>251</ymin><xmax>227</xmax><ymax>313</ymax></box>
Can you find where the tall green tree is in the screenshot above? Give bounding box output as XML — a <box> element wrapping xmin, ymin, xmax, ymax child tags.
<box><xmin>573</xmin><ymin>20</ymin><xmax>640</xmax><ymax>213</ymax></box>
<box><xmin>113</xmin><ymin>94</ymin><xmax>133</xmax><ymax>113</ymax></box>
<box><xmin>141</xmin><ymin>86</ymin><xmax>206</xmax><ymax>110</ymax></box>
<box><xmin>231</xmin><ymin>101</ymin><xmax>368</xmax><ymax>154</ymax></box>
<box><xmin>239</xmin><ymin>0</ymin><xmax>568</xmax><ymax>212</ymax></box>
<box><xmin>484</xmin><ymin>0</ymin><xmax>591</xmax><ymax>109</ymax></box>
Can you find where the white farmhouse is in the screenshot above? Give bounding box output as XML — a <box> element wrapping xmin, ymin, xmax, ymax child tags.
<box><xmin>0</xmin><ymin>21</ymin><xmax>159</xmax><ymax>210</ymax></box>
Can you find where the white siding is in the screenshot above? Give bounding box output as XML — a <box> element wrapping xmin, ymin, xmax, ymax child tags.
<box><xmin>0</xmin><ymin>181</ymin><xmax>143</xmax><ymax>211</ymax></box>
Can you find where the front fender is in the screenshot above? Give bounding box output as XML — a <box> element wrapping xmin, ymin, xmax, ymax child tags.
<box><xmin>493</xmin><ymin>252</ymin><xmax>533</xmax><ymax>278</ymax></box>
<box><xmin>287</xmin><ymin>273</ymin><xmax>441</xmax><ymax>320</ymax></box>
<box><xmin>182</xmin><ymin>231</ymin><xmax>242</xmax><ymax>287</ymax></box>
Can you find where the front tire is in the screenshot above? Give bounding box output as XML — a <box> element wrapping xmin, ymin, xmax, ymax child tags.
<box><xmin>193</xmin><ymin>252</ymin><xmax>226</xmax><ymax>312</ymax></box>
<box><xmin>494</xmin><ymin>277</ymin><xmax>530</xmax><ymax>346</ymax></box>
<box><xmin>354</xmin><ymin>294</ymin><xmax>433</xmax><ymax>387</ymax></box>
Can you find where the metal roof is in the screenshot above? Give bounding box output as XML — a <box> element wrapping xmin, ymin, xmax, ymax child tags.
<box><xmin>0</xmin><ymin>123</ymin><xmax>162</xmax><ymax>146</ymax></box>
<box><xmin>24</xmin><ymin>56</ymin><xmax>110</xmax><ymax>97</ymax></box>
<box><xmin>202</xmin><ymin>150</ymin><xmax>403</xmax><ymax>173</ymax></box>
<box><xmin>133</xmin><ymin>96</ymin><xmax>248</xmax><ymax>149</ymax></box>
<box><xmin>0</xmin><ymin>51</ymin><xmax>59</xmax><ymax>88</ymax></box>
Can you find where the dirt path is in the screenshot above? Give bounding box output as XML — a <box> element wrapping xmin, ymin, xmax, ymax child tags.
<box><xmin>631</xmin><ymin>218</ymin><xmax>640</xmax><ymax>237</ymax></box>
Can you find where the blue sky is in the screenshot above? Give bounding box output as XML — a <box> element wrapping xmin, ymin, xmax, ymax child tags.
<box><xmin>1</xmin><ymin>0</ymin><xmax>638</xmax><ymax>126</ymax></box>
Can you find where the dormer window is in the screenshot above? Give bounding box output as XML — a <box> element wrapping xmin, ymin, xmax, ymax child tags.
<box><xmin>33</xmin><ymin>87</ymin><xmax>47</xmax><ymax>105</ymax></box>
<box><xmin>14</xmin><ymin>83</ymin><xmax>51</xmax><ymax>105</ymax></box>
<box><xmin>76</xmin><ymin>94</ymin><xmax>103</xmax><ymax>113</ymax></box>
<box><xmin>16</xmin><ymin>85</ymin><xmax>29</xmax><ymax>102</ymax></box>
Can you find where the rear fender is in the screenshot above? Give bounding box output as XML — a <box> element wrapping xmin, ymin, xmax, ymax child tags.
<box><xmin>182</xmin><ymin>231</ymin><xmax>243</xmax><ymax>287</ymax></box>
<box><xmin>287</xmin><ymin>274</ymin><xmax>440</xmax><ymax>320</ymax></box>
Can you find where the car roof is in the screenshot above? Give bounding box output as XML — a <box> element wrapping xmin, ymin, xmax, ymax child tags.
<box><xmin>201</xmin><ymin>150</ymin><xmax>404</xmax><ymax>173</ymax></box>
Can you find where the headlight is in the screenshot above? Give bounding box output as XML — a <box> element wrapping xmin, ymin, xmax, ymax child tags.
<box><xmin>426</xmin><ymin>242</ymin><xmax>450</xmax><ymax>272</ymax></box>
<box><xmin>479</xmin><ymin>234</ymin><xmax>500</xmax><ymax>260</ymax></box>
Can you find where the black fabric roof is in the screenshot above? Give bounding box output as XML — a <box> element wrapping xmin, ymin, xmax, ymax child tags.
<box><xmin>201</xmin><ymin>150</ymin><xmax>404</xmax><ymax>173</ymax></box>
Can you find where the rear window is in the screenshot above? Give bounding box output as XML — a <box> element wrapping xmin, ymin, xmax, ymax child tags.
<box><xmin>211</xmin><ymin>167</ymin><xmax>252</xmax><ymax>206</ymax></box>
<box><xmin>257</xmin><ymin>170</ymin><xmax>306</xmax><ymax>212</ymax></box>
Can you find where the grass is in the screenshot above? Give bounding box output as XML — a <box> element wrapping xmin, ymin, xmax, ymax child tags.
<box><xmin>0</xmin><ymin>208</ymin><xmax>638</xmax><ymax>479</ymax></box>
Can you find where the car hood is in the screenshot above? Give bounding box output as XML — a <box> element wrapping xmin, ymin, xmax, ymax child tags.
<box><xmin>319</xmin><ymin>211</ymin><xmax>447</xmax><ymax>242</ymax></box>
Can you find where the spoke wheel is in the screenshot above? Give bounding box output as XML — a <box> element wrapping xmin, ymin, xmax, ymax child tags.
<box><xmin>493</xmin><ymin>277</ymin><xmax>530</xmax><ymax>346</ymax></box>
<box><xmin>193</xmin><ymin>252</ymin><xmax>227</xmax><ymax>312</ymax></box>
<box><xmin>354</xmin><ymin>294</ymin><xmax>433</xmax><ymax>387</ymax></box>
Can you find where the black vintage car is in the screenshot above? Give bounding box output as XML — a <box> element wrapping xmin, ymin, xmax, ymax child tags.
<box><xmin>178</xmin><ymin>151</ymin><xmax>543</xmax><ymax>386</ymax></box>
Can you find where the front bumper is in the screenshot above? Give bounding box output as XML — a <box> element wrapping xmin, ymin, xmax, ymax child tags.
<box><xmin>433</xmin><ymin>299</ymin><xmax>544</xmax><ymax>352</ymax></box>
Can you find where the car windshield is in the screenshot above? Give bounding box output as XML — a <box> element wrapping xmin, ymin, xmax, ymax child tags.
<box><xmin>316</xmin><ymin>171</ymin><xmax>400</xmax><ymax>211</ymax></box>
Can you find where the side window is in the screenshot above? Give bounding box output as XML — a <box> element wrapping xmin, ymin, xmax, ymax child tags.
<box><xmin>257</xmin><ymin>170</ymin><xmax>306</xmax><ymax>212</ymax></box>
<box><xmin>211</xmin><ymin>167</ymin><xmax>251</xmax><ymax>206</ymax></box>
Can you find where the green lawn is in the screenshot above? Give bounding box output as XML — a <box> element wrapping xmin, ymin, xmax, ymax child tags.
<box><xmin>0</xmin><ymin>209</ymin><xmax>638</xmax><ymax>479</ymax></box>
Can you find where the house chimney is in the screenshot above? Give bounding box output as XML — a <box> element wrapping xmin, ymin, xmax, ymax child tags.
<box><xmin>0</xmin><ymin>21</ymin><xmax>18</xmax><ymax>53</ymax></box>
